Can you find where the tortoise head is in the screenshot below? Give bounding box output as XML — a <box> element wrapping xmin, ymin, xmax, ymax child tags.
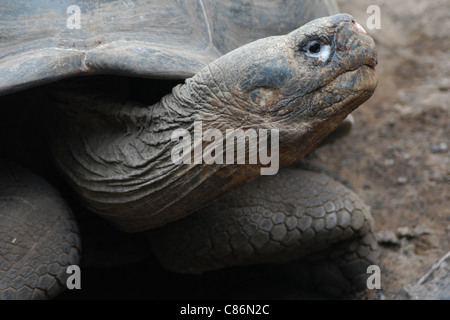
<box><xmin>187</xmin><ymin>13</ymin><xmax>377</xmax><ymax>163</ymax></box>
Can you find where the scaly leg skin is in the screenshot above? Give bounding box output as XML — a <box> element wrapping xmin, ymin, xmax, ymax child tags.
<box><xmin>0</xmin><ymin>161</ymin><xmax>80</xmax><ymax>300</ymax></box>
<box><xmin>150</xmin><ymin>168</ymin><xmax>378</xmax><ymax>297</ymax></box>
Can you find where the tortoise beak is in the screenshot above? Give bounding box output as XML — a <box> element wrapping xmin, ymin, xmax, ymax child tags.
<box><xmin>352</xmin><ymin>20</ymin><xmax>367</xmax><ymax>34</ymax></box>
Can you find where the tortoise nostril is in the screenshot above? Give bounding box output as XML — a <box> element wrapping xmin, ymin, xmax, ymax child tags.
<box><xmin>367</xmin><ymin>57</ymin><xmax>378</xmax><ymax>68</ymax></box>
<box><xmin>352</xmin><ymin>20</ymin><xmax>367</xmax><ymax>34</ymax></box>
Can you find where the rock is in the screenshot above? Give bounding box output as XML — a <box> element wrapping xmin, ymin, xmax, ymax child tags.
<box><xmin>397</xmin><ymin>227</ymin><xmax>412</xmax><ymax>238</ymax></box>
<box><xmin>376</xmin><ymin>230</ymin><xmax>400</xmax><ymax>246</ymax></box>
<box><xmin>397</xmin><ymin>226</ymin><xmax>433</xmax><ymax>239</ymax></box>
<box><xmin>396</xmin><ymin>176</ymin><xmax>408</xmax><ymax>185</ymax></box>
<box><xmin>363</xmin><ymin>181</ymin><xmax>372</xmax><ymax>190</ymax></box>
<box><xmin>403</xmin><ymin>251</ymin><xmax>450</xmax><ymax>300</ymax></box>
<box><xmin>430</xmin><ymin>142</ymin><xmax>448</xmax><ymax>153</ymax></box>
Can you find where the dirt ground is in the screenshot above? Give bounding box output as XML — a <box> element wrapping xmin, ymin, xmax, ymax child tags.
<box><xmin>314</xmin><ymin>0</ymin><xmax>449</xmax><ymax>299</ymax></box>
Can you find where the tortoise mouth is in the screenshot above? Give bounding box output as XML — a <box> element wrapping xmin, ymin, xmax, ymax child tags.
<box><xmin>324</xmin><ymin>63</ymin><xmax>377</xmax><ymax>95</ymax></box>
<box><xmin>344</xmin><ymin>64</ymin><xmax>377</xmax><ymax>92</ymax></box>
<box><xmin>272</xmin><ymin>62</ymin><xmax>377</xmax><ymax>119</ymax></box>
<box><xmin>313</xmin><ymin>64</ymin><xmax>377</xmax><ymax>117</ymax></box>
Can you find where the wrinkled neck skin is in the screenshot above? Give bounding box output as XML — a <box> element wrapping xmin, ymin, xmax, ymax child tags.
<box><xmin>51</xmin><ymin>80</ymin><xmax>285</xmax><ymax>232</ymax></box>
<box><xmin>50</xmin><ymin>14</ymin><xmax>377</xmax><ymax>232</ymax></box>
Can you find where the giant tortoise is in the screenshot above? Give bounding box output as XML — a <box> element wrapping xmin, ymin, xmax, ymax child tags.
<box><xmin>0</xmin><ymin>0</ymin><xmax>378</xmax><ymax>299</ymax></box>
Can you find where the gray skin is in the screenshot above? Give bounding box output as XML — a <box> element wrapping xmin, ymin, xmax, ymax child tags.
<box><xmin>0</xmin><ymin>3</ymin><xmax>378</xmax><ymax>299</ymax></box>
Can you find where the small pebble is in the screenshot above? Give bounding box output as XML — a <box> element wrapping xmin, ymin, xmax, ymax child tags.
<box><xmin>412</xmin><ymin>225</ymin><xmax>433</xmax><ymax>236</ymax></box>
<box><xmin>376</xmin><ymin>230</ymin><xmax>400</xmax><ymax>246</ymax></box>
<box><xmin>397</xmin><ymin>226</ymin><xmax>432</xmax><ymax>238</ymax></box>
<box><xmin>363</xmin><ymin>181</ymin><xmax>372</xmax><ymax>189</ymax></box>
<box><xmin>430</xmin><ymin>142</ymin><xmax>448</xmax><ymax>153</ymax></box>
<box><xmin>397</xmin><ymin>227</ymin><xmax>413</xmax><ymax>238</ymax></box>
<box><xmin>397</xmin><ymin>176</ymin><xmax>408</xmax><ymax>185</ymax></box>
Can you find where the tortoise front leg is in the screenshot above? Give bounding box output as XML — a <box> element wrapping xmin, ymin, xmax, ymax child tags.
<box><xmin>0</xmin><ymin>160</ymin><xmax>80</xmax><ymax>299</ymax></box>
<box><xmin>149</xmin><ymin>168</ymin><xmax>378</xmax><ymax>296</ymax></box>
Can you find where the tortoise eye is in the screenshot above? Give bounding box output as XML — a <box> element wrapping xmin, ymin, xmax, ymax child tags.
<box><xmin>308</xmin><ymin>41</ymin><xmax>321</xmax><ymax>54</ymax></box>
<box><xmin>302</xmin><ymin>40</ymin><xmax>331</xmax><ymax>61</ymax></box>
